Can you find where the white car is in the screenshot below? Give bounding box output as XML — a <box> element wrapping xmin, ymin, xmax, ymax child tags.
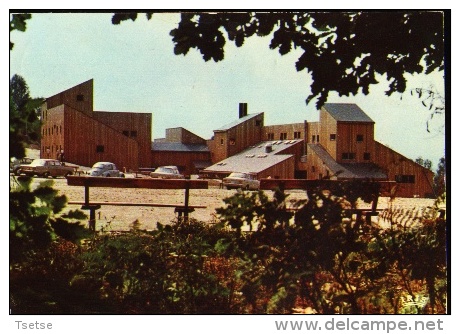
<box><xmin>150</xmin><ymin>166</ymin><xmax>184</xmax><ymax>179</ymax></box>
<box><xmin>87</xmin><ymin>162</ymin><xmax>124</xmax><ymax>177</ymax></box>
<box><xmin>223</xmin><ymin>172</ymin><xmax>260</xmax><ymax>190</ymax></box>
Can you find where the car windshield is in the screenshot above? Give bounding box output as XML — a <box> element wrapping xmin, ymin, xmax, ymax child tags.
<box><xmin>156</xmin><ymin>167</ymin><xmax>174</xmax><ymax>173</ymax></box>
<box><xmin>30</xmin><ymin>159</ymin><xmax>47</xmax><ymax>167</ymax></box>
<box><xmin>229</xmin><ymin>172</ymin><xmax>247</xmax><ymax>178</ymax></box>
<box><xmin>92</xmin><ymin>163</ymin><xmax>106</xmax><ymax>169</ymax></box>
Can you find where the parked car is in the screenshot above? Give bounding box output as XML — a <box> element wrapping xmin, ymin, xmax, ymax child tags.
<box><xmin>87</xmin><ymin>162</ymin><xmax>124</xmax><ymax>177</ymax></box>
<box><xmin>19</xmin><ymin>159</ymin><xmax>75</xmax><ymax>178</ymax></box>
<box><xmin>223</xmin><ymin>172</ymin><xmax>260</xmax><ymax>190</ymax></box>
<box><xmin>150</xmin><ymin>166</ymin><xmax>184</xmax><ymax>179</ymax></box>
<box><xmin>10</xmin><ymin>157</ymin><xmax>34</xmax><ymax>175</ymax></box>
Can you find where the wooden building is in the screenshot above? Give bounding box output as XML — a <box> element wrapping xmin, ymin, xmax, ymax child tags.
<box><xmin>152</xmin><ymin>127</ymin><xmax>211</xmax><ymax>176</ymax></box>
<box><xmin>304</xmin><ymin>103</ymin><xmax>435</xmax><ymax>198</ymax></box>
<box><xmin>40</xmin><ymin>79</ymin><xmax>152</xmax><ymax>171</ymax></box>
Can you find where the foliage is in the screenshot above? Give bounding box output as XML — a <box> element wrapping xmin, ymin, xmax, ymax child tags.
<box><xmin>10</xmin><ymin>13</ymin><xmax>32</xmax><ymax>50</ymax></box>
<box><xmin>415</xmin><ymin>157</ymin><xmax>433</xmax><ymax>170</ymax></box>
<box><xmin>411</xmin><ymin>86</ymin><xmax>445</xmax><ymax>133</ymax></box>
<box><xmin>433</xmin><ymin>157</ymin><xmax>446</xmax><ymax>200</ymax></box>
<box><xmin>216</xmin><ymin>185</ymin><xmax>447</xmax><ymax>314</ymax></box>
<box><xmin>112</xmin><ymin>11</ymin><xmax>444</xmax><ymax>108</ymax></box>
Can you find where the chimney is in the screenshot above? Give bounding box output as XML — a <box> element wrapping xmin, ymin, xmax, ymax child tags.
<box><xmin>239</xmin><ymin>103</ymin><xmax>248</xmax><ymax>118</ymax></box>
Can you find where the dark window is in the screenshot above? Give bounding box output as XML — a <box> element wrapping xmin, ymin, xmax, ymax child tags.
<box><xmin>255</xmin><ymin>120</ymin><xmax>262</xmax><ymax>126</ymax></box>
<box><xmin>316</xmin><ymin>135</ymin><xmax>320</xmax><ymax>142</ymax></box>
<box><xmin>357</xmin><ymin>134</ymin><xmax>364</xmax><ymax>142</ymax></box>
<box><xmin>130</xmin><ymin>131</ymin><xmax>137</xmax><ymax>137</ymax></box>
<box><xmin>294</xmin><ymin>131</ymin><xmax>301</xmax><ymax>139</ymax></box>
<box><xmin>330</xmin><ymin>134</ymin><xmax>336</xmax><ymax>141</ymax></box>
<box><xmin>220</xmin><ymin>139</ymin><xmax>224</xmax><ymax>145</ymax></box>
<box><xmin>123</xmin><ymin>130</ymin><xmax>129</xmax><ymax>136</ymax></box>
<box><xmin>312</xmin><ymin>135</ymin><xmax>316</xmax><ymax>143</ymax></box>
<box><xmin>395</xmin><ymin>175</ymin><xmax>415</xmax><ymax>183</ymax></box>
<box><xmin>96</xmin><ymin>145</ymin><xmax>104</xmax><ymax>153</ymax></box>
<box><xmin>76</xmin><ymin>94</ymin><xmax>84</xmax><ymax>101</ymax></box>
<box><xmin>280</xmin><ymin>133</ymin><xmax>287</xmax><ymax>140</ymax></box>
<box><xmin>364</xmin><ymin>152</ymin><xmax>371</xmax><ymax>160</ymax></box>
<box><xmin>342</xmin><ymin>152</ymin><xmax>356</xmax><ymax>160</ymax></box>
<box><xmin>267</xmin><ymin>133</ymin><xmax>274</xmax><ymax>140</ymax></box>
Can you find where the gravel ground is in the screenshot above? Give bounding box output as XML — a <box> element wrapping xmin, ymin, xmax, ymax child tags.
<box><xmin>19</xmin><ymin>175</ymin><xmax>439</xmax><ymax>232</ymax></box>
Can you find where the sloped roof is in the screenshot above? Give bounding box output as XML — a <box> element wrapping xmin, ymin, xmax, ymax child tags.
<box><xmin>308</xmin><ymin>144</ymin><xmax>387</xmax><ymax>179</ymax></box>
<box><xmin>204</xmin><ymin>140</ymin><xmax>302</xmax><ymax>174</ymax></box>
<box><xmin>214</xmin><ymin>113</ymin><xmax>263</xmax><ymax>132</ymax></box>
<box><xmin>323</xmin><ymin>103</ymin><xmax>374</xmax><ymax>123</ymax></box>
<box><xmin>152</xmin><ymin>142</ymin><xmax>209</xmax><ymax>152</ymax></box>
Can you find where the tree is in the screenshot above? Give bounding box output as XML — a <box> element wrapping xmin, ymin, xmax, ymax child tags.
<box><xmin>10</xmin><ymin>74</ymin><xmax>43</xmax><ymax>157</ymax></box>
<box><xmin>112</xmin><ymin>11</ymin><xmax>445</xmax><ymax>108</ymax></box>
<box><xmin>433</xmin><ymin>157</ymin><xmax>446</xmax><ymax>199</ymax></box>
<box><xmin>10</xmin><ymin>13</ymin><xmax>32</xmax><ymax>50</ymax></box>
<box><xmin>415</xmin><ymin>157</ymin><xmax>433</xmax><ymax>170</ymax></box>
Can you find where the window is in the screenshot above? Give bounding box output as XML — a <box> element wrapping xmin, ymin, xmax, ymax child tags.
<box><xmin>330</xmin><ymin>134</ymin><xmax>336</xmax><ymax>141</ymax></box>
<box><xmin>395</xmin><ymin>175</ymin><xmax>415</xmax><ymax>183</ymax></box>
<box><xmin>220</xmin><ymin>139</ymin><xmax>224</xmax><ymax>145</ymax></box>
<box><xmin>130</xmin><ymin>131</ymin><xmax>137</xmax><ymax>137</ymax></box>
<box><xmin>255</xmin><ymin>120</ymin><xmax>262</xmax><ymax>126</ymax></box>
<box><xmin>294</xmin><ymin>131</ymin><xmax>301</xmax><ymax>139</ymax></box>
<box><xmin>364</xmin><ymin>152</ymin><xmax>371</xmax><ymax>160</ymax></box>
<box><xmin>357</xmin><ymin>134</ymin><xmax>364</xmax><ymax>142</ymax></box>
<box><xmin>280</xmin><ymin>132</ymin><xmax>287</xmax><ymax>140</ymax></box>
<box><xmin>316</xmin><ymin>135</ymin><xmax>320</xmax><ymax>142</ymax></box>
<box><xmin>267</xmin><ymin>133</ymin><xmax>274</xmax><ymax>140</ymax></box>
<box><xmin>342</xmin><ymin>152</ymin><xmax>356</xmax><ymax>160</ymax></box>
<box><xmin>229</xmin><ymin>138</ymin><xmax>236</xmax><ymax>146</ymax></box>
<box><xmin>76</xmin><ymin>94</ymin><xmax>84</xmax><ymax>101</ymax></box>
<box><xmin>123</xmin><ymin>130</ymin><xmax>129</xmax><ymax>136</ymax></box>
<box><xmin>312</xmin><ymin>135</ymin><xmax>316</xmax><ymax>143</ymax></box>
<box><xmin>96</xmin><ymin>145</ymin><xmax>104</xmax><ymax>153</ymax></box>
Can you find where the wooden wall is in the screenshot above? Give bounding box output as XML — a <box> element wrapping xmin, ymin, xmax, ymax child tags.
<box><xmin>319</xmin><ymin>109</ymin><xmax>338</xmax><ymax>159</ymax></box>
<box><xmin>210</xmin><ymin>113</ymin><xmax>264</xmax><ymax>163</ymax></box>
<box><xmin>44</xmin><ymin>79</ymin><xmax>93</xmax><ymax>116</ymax></box>
<box><xmin>40</xmin><ymin>105</ymin><xmax>66</xmax><ymax>159</ymax></box>
<box><xmin>257</xmin><ymin>157</ymin><xmax>295</xmax><ymax>179</ymax></box>
<box><xmin>63</xmin><ymin>105</ymin><xmax>140</xmax><ymax>171</ymax></box>
<box><xmin>92</xmin><ymin>111</ymin><xmax>152</xmax><ymax>168</ymax></box>
<box><xmin>374</xmin><ymin>142</ymin><xmax>435</xmax><ymax>197</ymax></box>
<box><xmin>336</xmin><ymin>122</ymin><xmax>375</xmax><ymax>163</ymax></box>
<box><xmin>263</xmin><ymin>123</ymin><xmax>306</xmax><ymax>141</ymax></box>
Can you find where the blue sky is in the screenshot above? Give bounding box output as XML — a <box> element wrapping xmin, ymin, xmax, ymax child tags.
<box><xmin>9</xmin><ymin>12</ymin><xmax>446</xmax><ymax>165</ymax></box>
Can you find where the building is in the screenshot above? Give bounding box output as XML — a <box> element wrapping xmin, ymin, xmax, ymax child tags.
<box><xmin>40</xmin><ymin>79</ymin><xmax>152</xmax><ymax>171</ymax></box>
<box><xmin>305</xmin><ymin>103</ymin><xmax>435</xmax><ymax>198</ymax></box>
<box><xmin>152</xmin><ymin>127</ymin><xmax>211</xmax><ymax>175</ymax></box>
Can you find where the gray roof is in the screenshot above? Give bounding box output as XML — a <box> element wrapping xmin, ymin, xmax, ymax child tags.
<box><xmin>323</xmin><ymin>103</ymin><xmax>374</xmax><ymax>123</ymax></box>
<box><xmin>214</xmin><ymin>113</ymin><xmax>263</xmax><ymax>132</ymax></box>
<box><xmin>204</xmin><ymin>140</ymin><xmax>303</xmax><ymax>174</ymax></box>
<box><xmin>308</xmin><ymin>144</ymin><xmax>387</xmax><ymax>179</ymax></box>
<box><xmin>152</xmin><ymin>142</ymin><xmax>209</xmax><ymax>152</ymax></box>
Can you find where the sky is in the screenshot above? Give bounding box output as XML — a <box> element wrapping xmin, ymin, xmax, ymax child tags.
<box><xmin>9</xmin><ymin>11</ymin><xmax>446</xmax><ymax>165</ymax></box>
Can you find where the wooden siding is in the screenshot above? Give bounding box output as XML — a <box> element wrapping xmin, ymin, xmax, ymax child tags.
<box><xmin>306</xmin><ymin>148</ymin><xmax>333</xmax><ymax>180</ymax></box>
<box><xmin>336</xmin><ymin>122</ymin><xmax>375</xmax><ymax>163</ymax></box>
<box><xmin>92</xmin><ymin>111</ymin><xmax>152</xmax><ymax>168</ymax></box>
<box><xmin>210</xmin><ymin>113</ymin><xmax>264</xmax><ymax>163</ymax></box>
<box><xmin>319</xmin><ymin>109</ymin><xmax>338</xmax><ymax>159</ymax></box>
<box><xmin>165</xmin><ymin>128</ymin><xmax>207</xmax><ymax>144</ymax></box>
<box><xmin>263</xmin><ymin>123</ymin><xmax>306</xmax><ymax>141</ymax></box>
<box><xmin>40</xmin><ymin>105</ymin><xmax>66</xmax><ymax>159</ymax></box>
<box><xmin>151</xmin><ymin>151</ymin><xmax>211</xmax><ymax>176</ymax></box>
<box><xmin>374</xmin><ymin>142</ymin><xmax>435</xmax><ymax>197</ymax></box>
<box><xmin>63</xmin><ymin>105</ymin><xmax>140</xmax><ymax>170</ymax></box>
<box><xmin>256</xmin><ymin>156</ymin><xmax>295</xmax><ymax>179</ymax></box>
<box><xmin>44</xmin><ymin>79</ymin><xmax>93</xmax><ymax>116</ymax></box>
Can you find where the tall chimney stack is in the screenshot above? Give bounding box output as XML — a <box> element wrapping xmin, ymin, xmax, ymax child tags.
<box><xmin>239</xmin><ymin>103</ymin><xmax>248</xmax><ymax>118</ymax></box>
